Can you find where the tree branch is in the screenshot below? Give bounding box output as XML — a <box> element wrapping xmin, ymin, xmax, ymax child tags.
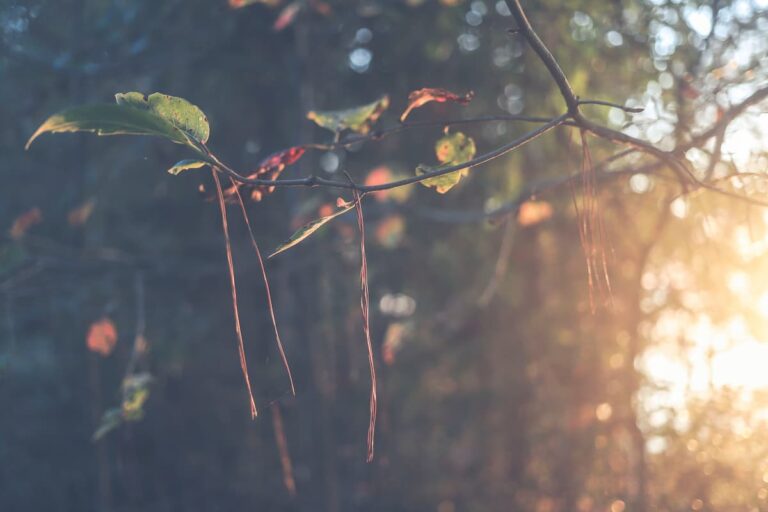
<box><xmin>207</xmin><ymin>114</ymin><xmax>568</xmax><ymax>193</ymax></box>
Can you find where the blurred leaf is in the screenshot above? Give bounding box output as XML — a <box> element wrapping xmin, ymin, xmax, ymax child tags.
<box><xmin>273</xmin><ymin>2</ymin><xmax>301</xmax><ymax>31</ymax></box>
<box><xmin>307</xmin><ymin>96</ymin><xmax>390</xmax><ymax>134</ymax></box>
<box><xmin>309</xmin><ymin>0</ymin><xmax>331</xmax><ymax>15</ymax></box>
<box><xmin>93</xmin><ymin>408</ymin><xmax>123</xmax><ymax>441</ymax></box>
<box><xmin>86</xmin><ymin>318</ymin><xmax>118</xmax><ymax>357</ymax></box>
<box><xmin>67</xmin><ymin>199</ymin><xmax>96</xmax><ymax>227</ymax></box>
<box><xmin>375</xmin><ymin>214</ymin><xmax>406</xmax><ymax>248</ymax></box>
<box><xmin>517</xmin><ymin>200</ymin><xmax>553</xmax><ymax>227</ymax></box>
<box><xmin>122</xmin><ymin>373</ymin><xmax>152</xmax><ymax>420</ymax></box>
<box><xmin>229</xmin><ymin>0</ymin><xmax>281</xmax><ymax>8</ymax></box>
<box><xmin>116</xmin><ymin>92</ymin><xmax>211</xmax><ymax>145</ymax></box>
<box><xmin>400</xmin><ymin>88</ymin><xmax>474</xmax><ymax>122</ymax></box>
<box><xmin>418</xmin><ymin>131</ymin><xmax>476</xmax><ymax>193</ymax></box>
<box><xmin>269</xmin><ymin>202</ymin><xmax>355</xmax><ymax>258</ymax></box>
<box><xmin>364</xmin><ymin>166</ymin><xmax>412</xmax><ymax>203</ymax></box>
<box><xmin>168</xmin><ymin>159</ymin><xmax>209</xmax><ymax>175</ymax></box>
<box><xmin>93</xmin><ymin>373</ymin><xmax>152</xmax><ymax>441</ymax></box>
<box><xmin>382</xmin><ymin>322</ymin><xmax>407</xmax><ymax>365</ymax></box>
<box><xmin>9</xmin><ymin>208</ymin><xmax>42</xmax><ymax>239</ymax></box>
<box><xmin>26</xmin><ymin>105</ymin><xmax>189</xmax><ymax>149</ymax></box>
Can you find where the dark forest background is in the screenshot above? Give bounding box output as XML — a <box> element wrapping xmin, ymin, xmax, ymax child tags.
<box><xmin>3</xmin><ymin>0</ymin><xmax>768</xmax><ymax>511</ymax></box>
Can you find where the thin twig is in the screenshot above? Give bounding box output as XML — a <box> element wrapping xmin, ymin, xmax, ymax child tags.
<box><xmin>208</xmin><ymin>114</ymin><xmax>568</xmax><ymax>192</ymax></box>
<box><xmin>212</xmin><ymin>168</ymin><xmax>258</xmax><ymax>419</ymax></box>
<box><xmin>578</xmin><ymin>99</ymin><xmax>644</xmax><ymax>113</ymax></box>
<box><xmin>351</xmin><ymin>189</ymin><xmax>377</xmax><ymax>463</ymax></box>
<box><xmin>231</xmin><ymin>181</ymin><xmax>296</xmax><ymax>397</ymax></box>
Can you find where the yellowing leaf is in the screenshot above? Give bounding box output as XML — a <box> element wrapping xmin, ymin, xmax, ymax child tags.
<box><xmin>418</xmin><ymin>131</ymin><xmax>476</xmax><ymax>193</ymax></box>
<box><xmin>86</xmin><ymin>317</ymin><xmax>118</xmax><ymax>356</ymax></box>
<box><xmin>167</xmin><ymin>159</ymin><xmax>209</xmax><ymax>175</ymax></box>
<box><xmin>400</xmin><ymin>88</ymin><xmax>474</xmax><ymax>122</ymax></box>
<box><xmin>269</xmin><ymin>202</ymin><xmax>355</xmax><ymax>258</ymax></box>
<box><xmin>307</xmin><ymin>96</ymin><xmax>390</xmax><ymax>134</ymax></box>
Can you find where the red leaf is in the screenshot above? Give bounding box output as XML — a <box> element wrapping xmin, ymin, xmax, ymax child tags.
<box><xmin>257</xmin><ymin>146</ymin><xmax>306</xmax><ymax>176</ymax></box>
<box><xmin>400</xmin><ymin>88</ymin><xmax>474</xmax><ymax>122</ymax></box>
<box><xmin>221</xmin><ymin>146</ymin><xmax>306</xmax><ymax>202</ymax></box>
<box><xmin>87</xmin><ymin>318</ymin><xmax>118</xmax><ymax>356</ymax></box>
<box><xmin>364</xmin><ymin>166</ymin><xmax>393</xmax><ymax>202</ymax></box>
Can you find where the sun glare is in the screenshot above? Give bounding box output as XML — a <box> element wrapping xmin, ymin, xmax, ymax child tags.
<box><xmin>641</xmin><ymin>215</ymin><xmax>768</xmax><ymax>436</ymax></box>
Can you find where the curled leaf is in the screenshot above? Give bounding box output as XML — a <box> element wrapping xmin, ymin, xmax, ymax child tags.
<box><xmin>307</xmin><ymin>96</ymin><xmax>390</xmax><ymax>134</ymax></box>
<box><xmin>168</xmin><ymin>159</ymin><xmax>209</xmax><ymax>175</ymax></box>
<box><xmin>400</xmin><ymin>88</ymin><xmax>474</xmax><ymax>122</ymax></box>
<box><xmin>269</xmin><ymin>202</ymin><xmax>355</xmax><ymax>258</ymax></box>
<box><xmin>417</xmin><ymin>131</ymin><xmax>476</xmax><ymax>193</ymax></box>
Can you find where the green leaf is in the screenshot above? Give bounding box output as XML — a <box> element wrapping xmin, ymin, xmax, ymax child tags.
<box><xmin>418</xmin><ymin>131</ymin><xmax>476</xmax><ymax>194</ymax></box>
<box><xmin>26</xmin><ymin>104</ymin><xmax>189</xmax><ymax>149</ymax></box>
<box><xmin>168</xmin><ymin>159</ymin><xmax>209</xmax><ymax>175</ymax></box>
<box><xmin>269</xmin><ymin>202</ymin><xmax>355</xmax><ymax>258</ymax></box>
<box><xmin>307</xmin><ymin>95</ymin><xmax>390</xmax><ymax>134</ymax></box>
<box><xmin>115</xmin><ymin>92</ymin><xmax>210</xmax><ymax>145</ymax></box>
